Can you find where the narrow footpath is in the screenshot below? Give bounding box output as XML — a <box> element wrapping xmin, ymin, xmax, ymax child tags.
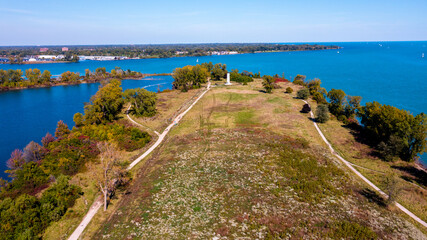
<box><xmin>68</xmin><ymin>82</ymin><xmax>211</xmax><ymax>240</ymax></box>
<box><xmin>302</xmin><ymin>100</ymin><xmax>427</xmax><ymax>229</ymax></box>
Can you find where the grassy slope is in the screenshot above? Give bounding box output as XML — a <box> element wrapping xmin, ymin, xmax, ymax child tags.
<box><xmin>78</xmin><ymin>80</ymin><xmax>425</xmax><ymax>239</ymax></box>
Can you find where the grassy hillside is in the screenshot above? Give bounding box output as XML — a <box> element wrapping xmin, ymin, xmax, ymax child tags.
<box><xmin>80</xmin><ymin>80</ymin><xmax>425</xmax><ymax>239</ymax></box>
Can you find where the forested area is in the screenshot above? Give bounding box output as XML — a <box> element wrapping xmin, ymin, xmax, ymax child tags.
<box><xmin>0</xmin><ymin>79</ymin><xmax>156</xmax><ymax>239</ymax></box>
<box><xmin>0</xmin><ymin>67</ymin><xmax>144</xmax><ymax>91</ymax></box>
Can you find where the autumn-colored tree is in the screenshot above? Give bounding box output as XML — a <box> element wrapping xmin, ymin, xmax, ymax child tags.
<box><xmin>23</xmin><ymin>141</ymin><xmax>44</xmax><ymax>163</ymax></box>
<box><xmin>6</xmin><ymin>149</ymin><xmax>25</xmax><ymax>177</ymax></box>
<box><xmin>84</xmin><ymin>79</ymin><xmax>124</xmax><ymax>124</ymax></box>
<box><xmin>41</xmin><ymin>132</ymin><xmax>55</xmax><ymax>147</ymax></box>
<box><xmin>55</xmin><ymin>120</ymin><xmax>71</xmax><ymax>138</ymax></box>
<box><xmin>25</xmin><ymin>69</ymin><xmax>41</xmax><ymax>83</ymax></box>
<box><xmin>40</xmin><ymin>70</ymin><xmax>52</xmax><ymax>84</ymax></box>
<box><xmin>60</xmin><ymin>71</ymin><xmax>80</xmax><ymax>83</ymax></box>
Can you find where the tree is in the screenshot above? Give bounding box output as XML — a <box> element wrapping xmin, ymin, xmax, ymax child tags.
<box><xmin>40</xmin><ymin>70</ymin><xmax>52</xmax><ymax>84</ymax></box>
<box><xmin>384</xmin><ymin>174</ymin><xmax>401</xmax><ymax>205</ymax></box>
<box><xmin>6</xmin><ymin>149</ymin><xmax>25</xmax><ymax>177</ymax></box>
<box><xmin>73</xmin><ymin>112</ymin><xmax>84</xmax><ymax>127</ymax></box>
<box><xmin>95</xmin><ymin>142</ymin><xmax>121</xmax><ymax>211</ymax></box>
<box><xmin>358</xmin><ymin>102</ymin><xmax>427</xmax><ymax>161</ymax></box>
<box><xmin>124</xmin><ymin>88</ymin><xmax>157</xmax><ymax>117</ymax></box>
<box><xmin>345</xmin><ymin>95</ymin><xmax>362</xmax><ymax>119</ymax></box>
<box><xmin>297</xmin><ymin>88</ymin><xmax>309</xmax><ymax>99</ymax></box>
<box><xmin>312</xmin><ymin>91</ymin><xmax>327</xmax><ymax>104</ymax></box>
<box><xmin>327</xmin><ymin>89</ymin><xmax>346</xmax><ymax>117</ymax></box>
<box><xmin>25</xmin><ymin>69</ymin><xmax>41</xmax><ymax>83</ymax></box>
<box><xmin>85</xmin><ymin>69</ymin><xmax>91</xmax><ymax>78</ymax></box>
<box><xmin>55</xmin><ymin>120</ymin><xmax>71</xmax><ymax>138</ymax></box>
<box><xmin>262</xmin><ymin>75</ymin><xmax>275</xmax><ymax>93</ymax></box>
<box><xmin>60</xmin><ymin>71</ymin><xmax>80</xmax><ymax>83</ymax></box>
<box><xmin>172</xmin><ymin>65</ymin><xmax>208</xmax><ymax>91</ymax></box>
<box><xmin>285</xmin><ymin>87</ymin><xmax>293</xmax><ymax>93</ymax></box>
<box><xmin>23</xmin><ymin>141</ymin><xmax>43</xmax><ymax>163</ymax></box>
<box><xmin>316</xmin><ymin>104</ymin><xmax>330</xmax><ymax>123</ymax></box>
<box><xmin>41</xmin><ymin>133</ymin><xmax>55</xmax><ymax>147</ymax></box>
<box><xmin>84</xmin><ymin>79</ymin><xmax>124</xmax><ymax>124</ymax></box>
<box><xmin>211</xmin><ymin>63</ymin><xmax>227</xmax><ymax>80</ymax></box>
<box><xmin>293</xmin><ymin>74</ymin><xmax>306</xmax><ymax>86</ymax></box>
<box><xmin>307</xmin><ymin>78</ymin><xmax>322</xmax><ymax>95</ymax></box>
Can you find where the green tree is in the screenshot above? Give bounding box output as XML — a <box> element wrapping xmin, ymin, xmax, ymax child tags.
<box><xmin>297</xmin><ymin>88</ymin><xmax>310</xmax><ymax>99</ymax></box>
<box><xmin>262</xmin><ymin>75</ymin><xmax>275</xmax><ymax>93</ymax></box>
<box><xmin>345</xmin><ymin>95</ymin><xmax>362</xmax><ymax>119</ymax></box>
<box><xmin>316</xmin><ymin>104</ymin><xmax>330</xmax><ymax>123</ymax></box>
<box><xmin>73</xmin><ymin>112</ymin><xmax>84</xmax><ymax>127</ymax></box>
<box><xmin>358</xmin><ymin>102</ymin><xmax>427</xmax><ymax>161</ymax></box>
<box><xmin>211</xmin><ymin>63</ymin><xmax>227</xmax><ymax>80</ymax></box>
<box><xmin>327</xmin><ymin>89</ymin><xmax>346</xmax><ymax>117</ymax></box>
<box><xmin>124</xmin><ymin>88</ymin><xmax>158</xmax><ymax>117</ymax></box>
<box><xmin>285</xmin><ymin>87</ymin><xmax>293</xmax><ymax>93</ymax></box>
<box><xmin>84</xmin><ymin>79</ymin><xmax>124</xmax><ymax>124</ymax></box>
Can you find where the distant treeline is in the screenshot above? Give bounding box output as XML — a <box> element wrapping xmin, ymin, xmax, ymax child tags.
<box><xmin>0</xmin><ymin>67</ymin><xmax>144</xmax><ymax>91</ymax></box>
<box><xmin>0</xmin><ymin>43</ymin><xmax>340</xmax><ymax>59</ymax></box>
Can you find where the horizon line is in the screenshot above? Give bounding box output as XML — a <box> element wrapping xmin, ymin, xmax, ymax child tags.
<box><xmin>1</xmin><ymin>40</ymin><xmax>426</xmax><ymax>48</ymax></box>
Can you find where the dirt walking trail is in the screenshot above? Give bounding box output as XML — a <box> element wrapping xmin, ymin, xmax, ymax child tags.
<box><xmin>68</xmin><ymin>82</ymin><xmax>211</xmax><ymax>240</ymax></box>
<box><xmin>302</xmin><ymin>100</ymin><xmax>427</xmax><ymax>229</ymax></box>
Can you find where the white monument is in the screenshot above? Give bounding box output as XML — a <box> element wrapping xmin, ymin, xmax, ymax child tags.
<box><xmin>225</xmin><ymin>72</ymin><xmax>232</xmax><ymax>85</ymax></box>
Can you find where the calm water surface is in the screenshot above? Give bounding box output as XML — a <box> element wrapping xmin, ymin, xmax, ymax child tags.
<box><xmin>0</xmin><ymin>77</ymin><xmax>174</xmax><ymax>178</ymax></box>
<box><xmin>1</xmin><ymin>41</ymin><xmax>426</xmax><ymax>177</ymax></box>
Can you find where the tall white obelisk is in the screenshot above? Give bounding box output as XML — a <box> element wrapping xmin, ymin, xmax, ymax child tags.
<box><xmin>225</xmin><ymin>72</ymin><xmax>232</xmax><ymax>85</ymax></box>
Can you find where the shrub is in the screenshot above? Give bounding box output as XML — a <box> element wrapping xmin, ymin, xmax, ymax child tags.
<box><xmin>262</xmin><ymin>75</ymin><xmax>275</xmax><ymax>93</ymax></box>
<box><xmin>296</xmin><ymin>88</ymin><xmax>309</xmax><ymax>99</ymax></box>
<box><xmin>301</xmin><ymin>104</ymin><xmax>311</xmax><ymax>113</ymax></box>
<box><xmin>312</xmin><ymin>91</ymin><xmax>326</xmax><ymax>104</ymax></box>
<box><xmin>285</xmin><ymin>87</ymin><xmax>293</xmax><ymax>93</ymax></box>
<box><xmin>293</xmin><ymin>74</ymin><xmax>306</xmax><ymax>86</ymax></box>
<box><xmin>316</xmin><ymin>104</ymin><xmax>330</xmax><ymax>123</ymax></box>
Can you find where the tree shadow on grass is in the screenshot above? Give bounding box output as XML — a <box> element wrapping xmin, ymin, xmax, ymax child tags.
<box><xmin>358</xmin><ymin>188</ymin><xmax>386</xmax><ymax>207</ymax></box>
<box><xmin>391</xmin><ymin>165</ymin><xmax>427</xmax><ymax>187</ymax></box>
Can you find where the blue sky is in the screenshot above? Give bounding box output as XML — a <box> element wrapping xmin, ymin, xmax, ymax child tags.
<box><xmin>0</xmin><ymin>0</ymin><xmax>426</xmax><ymax>45</ymax></box>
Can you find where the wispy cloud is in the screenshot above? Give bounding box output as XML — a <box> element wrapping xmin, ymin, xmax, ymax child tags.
<box><xmin>0</xmin><ymin>7</ymin><xmax>33</xmax><ymax>14</ymax></box>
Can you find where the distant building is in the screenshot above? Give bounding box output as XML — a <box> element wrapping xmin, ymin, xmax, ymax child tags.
<box><xmin>38</xmin><ymin>55</ymin><xmax>56</xmax><ymax>60</ymax></box>
<box><xmin>62</xmin><ymin>47</ymin><xmax>69</xmax><ymax>52</ymax></box>
<box><xmin>40</xmin><ymin>48</ymin><xmax>49</xmax><ymax>53</ymax></box>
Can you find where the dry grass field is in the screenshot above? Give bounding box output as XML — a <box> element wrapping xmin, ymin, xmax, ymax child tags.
<box><xmin>77</xmin><ymin>79</ymin><xmax>426</xmax><ymax>239</ymax></box>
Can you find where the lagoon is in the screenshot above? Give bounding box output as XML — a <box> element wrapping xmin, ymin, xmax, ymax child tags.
<box><xmin>0</xmin><ymin>41</ymin><xmax>426</xmax><ymax>177</ymax></box>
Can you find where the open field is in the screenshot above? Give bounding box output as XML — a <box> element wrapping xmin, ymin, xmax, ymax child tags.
<box><xmin>82</xmin><ymin>79</ymin><xmax>425</xmax><ymax>239</ymax></box>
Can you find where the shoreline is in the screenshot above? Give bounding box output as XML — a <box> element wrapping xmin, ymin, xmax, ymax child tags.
<box><xmin>0</xmin><ymin>47</ymin><xmax>340</xmax><ymax>65</ymax></box>
<box><xmin>0</xmin><ymin>73</ymin><xmax>172</xmax><ymax>92</ymax></box>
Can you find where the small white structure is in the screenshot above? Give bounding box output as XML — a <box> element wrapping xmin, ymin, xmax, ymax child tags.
<box><xmin>225</xmin><ymin>72</ymin><xmax>232</xmax><ymax>85</ymax></box>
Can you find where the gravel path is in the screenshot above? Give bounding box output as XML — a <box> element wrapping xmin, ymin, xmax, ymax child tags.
<box><xmin>302</xmin><ymin>100</ymin><xmax>427</xmax><ymax>229</ymax></box>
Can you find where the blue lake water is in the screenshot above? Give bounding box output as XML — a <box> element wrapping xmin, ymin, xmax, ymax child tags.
<box><xmin>0</xmin><ymin>41</ymin><xmax>426</xmax><ymax>177</ymax></box>
<box><xmin>0</xmin><ymin>77</ymin><xmax>174</xmax><ymax>179</ymax></box>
